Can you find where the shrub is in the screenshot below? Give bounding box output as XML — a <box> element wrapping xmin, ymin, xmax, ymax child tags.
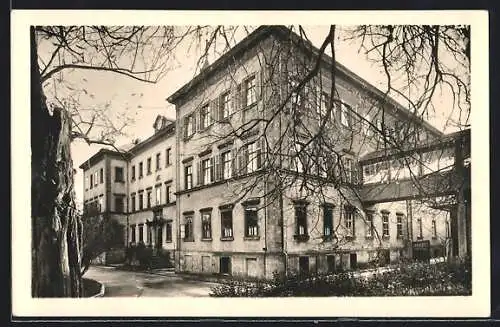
<box><xmin>209</xmin><ymin>258</ymin><xmax>472</xmax><ymax>297</ymax></box>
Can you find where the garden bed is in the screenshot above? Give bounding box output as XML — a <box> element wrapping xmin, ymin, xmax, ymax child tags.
<box><xmin>209</xmin><ymin>258</ymin><xmax>471</xmax><ymax>297</ymax></box>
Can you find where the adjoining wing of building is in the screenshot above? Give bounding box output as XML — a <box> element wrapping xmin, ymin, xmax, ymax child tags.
<box><xmin>79</xmin><ymin>25</ymin><xmax>471</xmax><ymax>279</ymax></box>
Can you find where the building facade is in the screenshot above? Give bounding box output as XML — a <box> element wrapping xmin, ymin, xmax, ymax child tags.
<box><xmin>80</xmin><ymin>26</ymin><xmax>463</xmax><ymax>279</ymax></box>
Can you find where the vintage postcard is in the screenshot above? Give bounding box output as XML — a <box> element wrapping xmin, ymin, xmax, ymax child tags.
<box><xmin>11</xmin><ymin>10</ymin><xmax>490</xmax><ymax>317</ymax></box>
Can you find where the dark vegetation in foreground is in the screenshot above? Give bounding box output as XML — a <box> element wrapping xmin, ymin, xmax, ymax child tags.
<box><xmin>209</xmin><ymin>258</ymin><xmax>472</xmax><ymax>297</ymax></box>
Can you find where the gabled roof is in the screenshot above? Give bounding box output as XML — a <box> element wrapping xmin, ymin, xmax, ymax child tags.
<box><xmin>166</xmin><ymin>25</ymin><xmax>442</xmax><ymax>137</ymax></box>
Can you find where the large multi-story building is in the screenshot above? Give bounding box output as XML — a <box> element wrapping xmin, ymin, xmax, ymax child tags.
<box><xmin>80</xmin><ymin>26</ymin><xmax>469</xmax><ymax>279</ymax></box>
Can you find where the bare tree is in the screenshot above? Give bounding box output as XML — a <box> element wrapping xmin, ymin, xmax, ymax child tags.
<box><xmin>31</xmin><ymin>25</ymin><xmax>180</xmax><ymax>297</ymax></box>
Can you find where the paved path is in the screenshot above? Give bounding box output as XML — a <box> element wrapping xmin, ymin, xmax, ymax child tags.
<box><xmin>85</xmin><ymin>266</ymin><xmax>219</xmax><ymax>297</ymax></box>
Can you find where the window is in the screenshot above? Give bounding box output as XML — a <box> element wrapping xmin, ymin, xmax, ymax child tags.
<box><xmin>131</xmin><ymin>166</ymin><xmax>136</xmax><ymax>181</ymax></box>
<box><xmin>446</xmin><ymin>220</ymin><xmax>450</xmax><ymax>238</ymax></box>
<box><xmin>131</xmin><ymin>225</ymin><xmax>136</xmax><ymax>243</ymax></box>
<box><xmin>245</xmin><ymin>141</ymin><xmax>261</xmax><ymax>174</ymax></box>
<box><xmin>156</xmin><ymin>153</ymin><xmax>161</xmax><ymax>171</ymax></box>
<box><xmin>131</xmin><ymin>194</ymin><xmax>136</xmax><ymax>212</ymax></box>
<box><xmin>292</xmin><ymin>142</ymin><xmax>304</xmax><ymax>173</ymax></box>
<box><xmin>341</xmin><ymin>157</ymin><xmax>354</xmax><ymax>184</ymax></box>
<box><xmin>222</xmin><ymin>151</ymin><xmax>233</xmax><ymax>180</ymax></box>
<box><xmin>138</xmin><ymin>192</ymin><xmax>144</xmax><ymax>210</ymax></box>
<box><xmin>99</xmin><ymin>168</ymin><xmax>104</xmax><ymax>184</ymax></box>
<box><xmin>184</xmin><ymin>165</ymin><xmax>193</xmax><ymax>190</ymax></box>
<box><xmin>138</xmin><ymin>224</ymin><xmax>144</xmax><ymax>243</ymax></box>
<box><xmin>146</xmin><ymin>190</ymin><xmax>152</xmax><ymax>208</ymax></box>
<box><xmin>244</xmin><ymin>207</ymin><xmax>259</xmax><ymax>237</ymax></box>
<box><xmin>201</xmin><ymin>157</ymin><xmax>214</xmax><ymax>185</ymax></box>
<box><xmin>94</xmin><ymin>172</ymin><xmax>98</xmax><ymax>186</ymax></box>
<box><xmin>221</xmin><ymin>210</ymin><xmax>233</xmax><ymax>239</ymax></box>
<box><xmin>90</xmin><ymin>174</ymin><xmax>94</xmax><ymax>189</ymax></box>
<box><xmin>200</xmin><ymin>103</ymin><xmax>212</xmax><ymax>129</ymax></box>
<box><xmin>115</xmin><ymin>167</ymin><xmax>124</xmax><ymax>182</ymax></box>
<box><xmin>184</xmin><ymin>114</ymin><xmax>195</xmax><ymax>138</ymax></box>
<box><xmin>366</xmin><ymin>211</ymin><xmax>374</xmax><ymax>237</ymax></box>
<box><xmin>165</xmin><ymin>221</ymin><xmax>172</xmax><ymax>242</ymax></box>
<box><xmin>340</xmin><ymin>102</ymin><xmax>350</xmax><ymax>127</ymax></box>
<box><xmin>85</xmin><ymin>176</ymin><xmax>89</xmax><ymax>190</ymax></box>
<box><xmin>417</xmin><ymin>217</ymin><xmax>423</xmax><ymax>239</ymax></box>
<box><xmin>382</xmin><ymin>211</ymin><xmax>390</xmax><ymax>237</ymax></box>
<box><xmin>114</xmin><ymin>196</ymin><xmax>124</xmax><ymax>213</ymax></box>
<box><xmin>323</xmin><ymin>204</ymin><xmax>334</xmax><ymax>237</ymax></box>
<box><xmin>201</xmin><ymin>212</ymin><xmax>212</xmax><ymax>239</ymax></box>
<box><xmin>165</xmin><ymin>148</ymin><xmax>171</xmax><ymax>166</ymax></box>
<box><xmin>364</xmin><ymin>113</ymin><xmax>372</xmax><ymax>137</ymax></box>
<box><xmin>155</xmin><ymin>186</ymin><xmax>161</xmax><ymax>206</ymax></box>
<box><xmin>319</xmin><ymin>92</ymin><xmax>330</xmax><ymax>118</ymax></box>
<box><xmin>295</xmin><ymin>202</ymin><xmax>308</xmax><ymax>238</ymax></box>
<box><xmin>184</xmin><ymin>216</ymin><xmax>193</xmax><ymax>241</ymax></box>
<box><xmin>147</xmin><ymin>157</ymin><xmax>152</xmax><ymax>175</ymax></box>
<box><xmin>344</xmin><ymin>205</ymin><xmax>355</xmax><ymax>237</ymax></box>
<box><xmin>244</xmin><ymin>75</ymin><xmax>257</xmax><ymax>107</ymax></box>
<box><xmin>165</xmin><ymin>184</ymin><xmax>171</xmax><ymax>203</ymax></box>
<box><xmin>139</xmin><ymin>162</ymin><xmax>143</xmax><ymax>178</ymax></box>
<box><xmin>397</xmin><ymin>214</ymin><xmax>404</xmax><ymax>238</ymax></box>
<box><xmin>221</xmin><ymin>91</ymin><xmax>232</xmax><ymax>118</ymax></box>
<box><xmin>432</xmin><ymin>219</ymin><xmax>437</xmax><ymax>238</ymax></box>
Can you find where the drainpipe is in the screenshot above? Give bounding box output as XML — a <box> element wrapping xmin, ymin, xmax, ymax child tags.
<box><xmin>406</xmin><ymin>199</ymin><xmax>413</xmax><ymax>259</ymax></box>
<box><xmin>278</xmin><ymin>51</ymin><xmax>288</xmax><ymax>277</ymax></box>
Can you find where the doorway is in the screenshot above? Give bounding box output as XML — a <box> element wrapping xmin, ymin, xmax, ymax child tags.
<box><xmin>299</xmin><ymin>256</ymin><xmax>309</xmax><ymax>276</ymax></box>
<box><xmin>156</xmin><ymin>226</ymin><xmax>163</xmax><ymax>249</ymax></box>
<box><xmin>220</xmin><ymin>256</ymin><xmax>231</xmax><ymax>275</ymax></box>
<box><xmin>349</xmin><ymin>253</ymin><xmax>357</xmax><ymax>270</ymax></box>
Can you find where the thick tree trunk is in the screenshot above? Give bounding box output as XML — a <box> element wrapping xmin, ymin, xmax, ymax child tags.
<box><xmin>31</xmin><ymin>26</ymin><xmax>82</xmax><ymax>297</ymax></box>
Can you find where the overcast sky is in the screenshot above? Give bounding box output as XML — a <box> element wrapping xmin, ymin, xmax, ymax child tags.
<box><xmin>51</xmin><ymin>25</ymin><xmax>464</xmax><ymax>207</ymax></box>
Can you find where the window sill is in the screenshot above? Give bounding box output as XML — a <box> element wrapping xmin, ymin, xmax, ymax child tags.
<box><xmin>147</xmin><ymin>172</ymin><xmax>152</xmax><ymax>176</ymax></box>
<box><xmin>365</xmin><ymin>235</ymin><xmax>374</xmax><ymax>240</ymax></box>
<box><xmin>244</xmin><ymin>236</ymin><xmax>260</xmax><ymax>241</ymax></box>
<box><xmin>165</xmin><ymin>240</ymin><xmax>173</xmax><ymax>243</ymax></box>
<box><xmin>201</xmin><ymin>238</ymin><xmax>213</xmax><ymax>242</ymax></box>
<box><xmin>220</xmin><ymin>237</ymin><xmax>234</xmax><ymax>241</ymax></box>
<box><xmin>345</xmin><ymin>235</ymin><xmax>355</xmax><ymax>240</ymax></box>
<box><xmin>293</xmin><ymin>234</ymin><xmax>310</xmax><ymax>242</ymax></box>
<box><xmin>382</xmin><ymin>235</ymin><xmax>390</xmax><ymax>240</ymax></box>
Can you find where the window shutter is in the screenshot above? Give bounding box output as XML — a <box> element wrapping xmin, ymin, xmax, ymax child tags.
<box><xmin>180</xmin><ymin>224</ymin><xmax>186</xmax><ymax>239</ymax></box>
<box><xmin>240</xmin><ymin>82</ymin><xmax>246</xmax><ymax>109</ymax></box>
<box><xmin>196</xmin><ymin>161</ymin><xmax>201</xmax><ymax>186</ymax></box>
<box><xmin>231</xmin><ymin>147</ymin><xmax>237</xmax><ymax>176</ymax></box>
<box><xmin>210</xmin><ymin>157</ymin><xmax>215</xmax><ymax>182</ymax></box>
<box><xmin>215</xmin><ymin>154</ymin><xmax>221</xmax><ymax>181</ymax></box>
<box><xmin>257</xmin><ymin>138</ymin><xmax>265</xmax><ymax>169</ymax></box>
<box><xmin>218</xmin><ymin>94</ymin><xmax>224</xmax><ymax>121</ymax></box>
<box><xmin>211</xmin><ymin>99</ymin><xmax>218</xmax><ymax>123</ymax></box>
<box><xmin>236</xmin><ymin>83</ymin><xmax>243</xmax><ymax>112</ymax></box>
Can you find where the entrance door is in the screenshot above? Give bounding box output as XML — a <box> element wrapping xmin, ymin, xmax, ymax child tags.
<box><xmin>156</xmin><ymin>226</ymin><xmax>163</xmax><ymax>249</ymax></box>
<box><xmin>220</xmin><ymin>256</ymin><xmax>231</xmax><ymax>275</ymax></box>
<box><xmin>299</xmin><ymin>256</ymin><xmax>309</xmax><ymax>276</ymax></box>
<box><xmin>350</xmin><ymin>253</ymin><xmax>357</xmax><ymax>270</ymax></box>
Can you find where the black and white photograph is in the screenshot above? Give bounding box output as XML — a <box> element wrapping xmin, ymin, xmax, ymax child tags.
<box><xmin>12</xmin><ymin>10</ymin><xmax>489</xmax><ymax>317</ymax></box>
